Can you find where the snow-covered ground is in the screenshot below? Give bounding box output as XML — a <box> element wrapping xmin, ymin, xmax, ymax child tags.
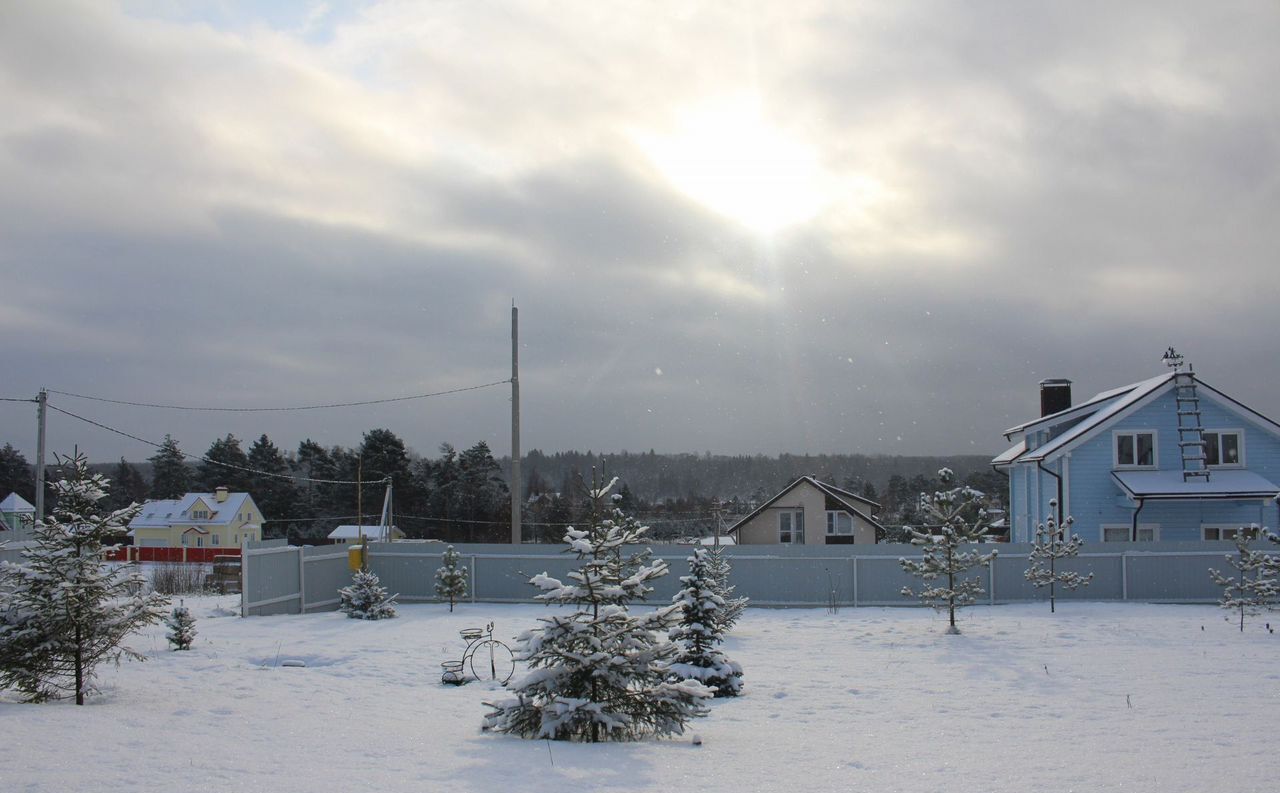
<box><xmin>5</xmin><ymin>600</ymin><xmax>1277</xmax><ymax>792</ymax></box>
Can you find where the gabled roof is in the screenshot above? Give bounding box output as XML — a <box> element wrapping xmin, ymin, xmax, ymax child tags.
<box><xmin>127</xmin><ymin>492</ymin><xmax>254</xmax><ymax>529</ymax></box>
<box><xmin>328</xmin><ymin>524</ymin><xmax>404</xmax><ymax>542</ymax></box>
<box><xmin>727</xmin><ymin>476</ymin><xmax>884</xmax><ymax>535</ymax></box>
<box><xmin>0</xmin><ymin>492</ymin><xmax>35</xmax><ymax>512</ymax></box>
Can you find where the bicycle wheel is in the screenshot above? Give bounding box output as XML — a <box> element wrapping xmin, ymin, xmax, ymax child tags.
<box><xmin>468</xmin><ymin>640</ymin><xmax>515</xmax><ymax>683</ymax></box>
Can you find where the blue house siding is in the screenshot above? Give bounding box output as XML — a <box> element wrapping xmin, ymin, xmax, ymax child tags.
<box><xmin>999</xmin><ymin>376</ymin><xmax>1280</xmax><ymax>543</ymax></box>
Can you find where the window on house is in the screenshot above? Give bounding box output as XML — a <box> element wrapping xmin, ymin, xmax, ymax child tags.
<box><xmin>196</xmin><ymin>537</ymin><xmax>204</xmax><ymax>548</ymax></box>
<box><xmin>1203</xmin><ymin>526</ymin><xmax>1257</xmax><ymax>541</ymax></box>
<box><xmin>181</xmin><ymin>534</ymin><xmax>189</xmax><ymax>546</ymax></box>
<box><xmin>212</xmin><ymin>534</ymin><xmax>219</xmax><ymax>545</ymax></box>
<box><xmin>1115</xmin><ymin>431</ymin><xmax>1156</xmax><ymax>467</ymax></box>
<box><xmin>779</xmin><ymin>511</ymin><xmax>804</xmax><ymax>544</ymax></box>
<box><xmin>1203</xmin><ymin>431</ymin><xmax>1242</xmax><ymax>467</ymax></box>
<box><xmin>826</xmin><ymin>512</ymin><xmax>853</xmax><ymax>535</ymax></box>
<box><xmin>1103</xmin><ymin>525</ymin><xmax>1157</xmax><ymax>542</ymax></box>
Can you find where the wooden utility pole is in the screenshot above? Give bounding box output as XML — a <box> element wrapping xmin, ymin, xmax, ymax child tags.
<box><xmin>510</xmin><ymin>302</ymin><xmax>522</xmax><ymax>544</ymax></box>
<box><xmin>35</xmin><ymin>388</ymin><xmax>47</xmax><ymax>524</ymax></box>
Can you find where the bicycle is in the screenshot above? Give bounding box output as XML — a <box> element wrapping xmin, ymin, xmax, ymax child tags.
<box><xmin>440</xmin><ymin>622</ymin><xmax>515</xmax><ymax>685</ymax></box>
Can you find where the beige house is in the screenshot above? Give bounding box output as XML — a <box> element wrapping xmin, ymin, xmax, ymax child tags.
<box><xmin>127</xmin><ymin>487</ymin><xmax>263</xmax><ymax>549</ymax></box>
<box><xmin>728</xmin><ymin>477</ymin><xmax>883</xmax><ymax>545</ymax></box>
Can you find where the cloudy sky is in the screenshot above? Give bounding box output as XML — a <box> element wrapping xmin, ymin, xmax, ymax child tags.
<box><xmin>2</xmin><ymin>0</ymin><xmax>1277</xmax><ymax>464</ymax></box>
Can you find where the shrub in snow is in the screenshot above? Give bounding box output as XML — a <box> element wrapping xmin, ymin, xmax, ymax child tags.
<box><xmin>484</xmin><ymin>477</ymin><xmax>711</xmax><ymax>742</ymax></box>
<box><xmin>1024</xmin><ymin>499</ymin><xmax>1093</xmax><ymax>613</ymax></box>
<box><xmin>434</xmin><ymin>545</ymin><xmax>468</xmax><ymax>612</ymax></box>
<box><xmin>0</xmin><ymin>451</ymin><xmax>168</xmax><ymax>704</ymax></box>
<box><xmin>166</xmin><ymin>600</ymin><xmax>197</xmax><ymax>650</ymax></box>
<box><xmin>1209</xmin><ymin>527</ymin><xmax>1277</xmax><ymax>632</ymax></box>
<box><xmin>339</xmin><ymin>569</ymin><xmax>398</xmax><ymax>620</ymax></box>
<box><xmin>899</xmin><ymin>468</ymin><xmax>997</xmax><ymax>635</ymax></box>
<box><xmin>669</xmin><ymin>549</ymin><xmax>742</xmax><ymax>697</ymax></box>
<box><xmin>705</xmin><ymin>544</ymin><xmax>748</xmax><ymax>634</ymax></box>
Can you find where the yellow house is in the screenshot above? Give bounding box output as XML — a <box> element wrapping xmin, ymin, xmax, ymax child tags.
<box><xmin>128</xmin><ymin>487</ymin><xmax>263</xmax><ymax>549</ymax></box>
<box><xmin>727</xmin><ymin>477</ymin><xmax>883</xmax><ymax>545</ymax></box>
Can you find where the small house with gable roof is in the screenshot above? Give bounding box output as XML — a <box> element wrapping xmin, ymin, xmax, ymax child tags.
<box><xmin>127</xmin><ymin>487</ymin><xmax>263</xmax><ymax>549</ymax></box>
<box><xmin>727</xmin><ymin>476</ymin><xmax>884</xmax><ymax>545</ymax></box>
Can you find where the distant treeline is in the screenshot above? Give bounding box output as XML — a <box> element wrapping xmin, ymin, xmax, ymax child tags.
<box><xmin>1</xmin><ymin>439</ymin><xmax>1005</xmax><ymax>545</ymax></box>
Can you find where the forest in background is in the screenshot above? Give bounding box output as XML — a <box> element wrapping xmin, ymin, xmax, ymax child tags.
<box><xmin>0</xmin><ymin>436</ymin><xmax>1003</xmax><ymax>544</ymax></box>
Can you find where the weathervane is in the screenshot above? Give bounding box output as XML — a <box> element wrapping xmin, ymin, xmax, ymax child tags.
<box><xmin>1161</xmin><ymin>346</ymin><xmax>1185</xmax><ymax>372</ymax></box>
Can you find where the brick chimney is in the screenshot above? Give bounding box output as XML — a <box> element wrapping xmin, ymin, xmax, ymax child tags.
<box><xmin>1039</xmin><ymin>379</ymin><xmax>1072</xmax><ymax>417</ymax></box>
<box><xmin>215</xmin><ymin>486</ymin><xmax>229</xmax><ymax>503</ymax></box>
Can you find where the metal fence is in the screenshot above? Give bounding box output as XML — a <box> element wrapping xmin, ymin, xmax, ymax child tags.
<box><xmin>240</xmin><ymin>540</ymin><xmax>1267</xmax><ymax>617</ymax></box>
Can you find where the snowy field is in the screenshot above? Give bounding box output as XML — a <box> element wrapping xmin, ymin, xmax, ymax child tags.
<box><xmin>4</xmin><ymin>600</ymin><xmax>1277</xmax><ymax>793</ymax></box>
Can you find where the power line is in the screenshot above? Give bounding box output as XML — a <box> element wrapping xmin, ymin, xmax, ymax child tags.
<box><xmin>45</xmin><ymin>379</ymin><xmax>511</xmax><ymax>413</ymax></box>
<box><xmin>46</xmin><ymin>403</ymin><xmax>382</xmax><ymax>486</ymax></box>
<box><xmin>0</xmin><ymin>397</ymin><xmax>37</xmax><ymax>403</ymax></box>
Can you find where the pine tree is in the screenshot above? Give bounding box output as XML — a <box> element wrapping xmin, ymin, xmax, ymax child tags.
<box><xmin>669</xmin><ymin>549</ymin><xmax>743</xmax><ymax>697</ymax></box>
<box><xmin>246</xmin><ymin>434</ymin><xmax>297</xmax><ymax>539</ymax></box>
<box><xmin>434</xmin><ymin>545</ymin><xmax>468</xmax><ymax>612</ymax></box>
<box><xmin>483</xmin><ymin>479</ymin><xmax>711</xmax><ymax>742</ymax></box>
<box><xmin>107</xmin><ymin>458</ymin><xmax>149</xmax><ymax>512</ymax></box>
<box><xmin>148</xmin><ymin>435</ymin><xmax>191</xmax><ymax>499</ymax></box>
<box><xmin>165</xmin><ymin>600</ymin><xmax>197</xmax><ymax>650</ymax></box>
<box><xmin>197</xmin><ymin>434</ymin><xmax>251</xmax><ymax>492</ymax></box>
<box><xmin>338</xmin><ymin>569</ymin><xmax>398</xmax><ymax>620</ymax></box>
<box><xmin>0</xmin><ymin>442</ymin><xmax>34</xmax><ymax>503</ymax></box>
<box><xmin>0</xmin><ymin>451</ymin><xmax>168</xmax><ymax>704</ymax></box>
<box><xmin>705</xmin><ymin>544</ymin><xmax>747</xmax><ymax>633</ymax></box>
<box><xmin>1024</xmin><ymin>499</ymin><xmax>1093</xmax><ymax>613</ymax></box>
<box><xmin>1209</xmin><ymin>527</ymin><xmax>1277</xmax><ymax>632</ymax></box>
<box><xmin>899</xmin><ymin>468</ymin><xmax>997</xmax><ymax>634</ymax></box>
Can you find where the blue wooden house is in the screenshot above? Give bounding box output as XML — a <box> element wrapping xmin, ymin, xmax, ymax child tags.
<box><xmin>993</xmin><ymin>362</ymin><xmax>1280</xmax><ymax>543</ymax></box>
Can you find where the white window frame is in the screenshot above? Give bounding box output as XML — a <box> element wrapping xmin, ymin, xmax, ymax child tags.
<box><xmin>1202</xmin><ymin>429</ymin><xmax>1245</xmax><ymax>469</ymax></box>
<box><xmin>778</xmin><ymin>510</ymin><xmax>804</xmax><ymax>544</ymax></box>
<box><xmin>212</xmin><ymin>534</ymin><xmax>219</xmax><ymax>546</ymax></box>
<box><xmin>1101</xmin><ymin>523</ymin><xmax>1160</xmax><ymax>542</ymax></box>
<box><xmin>1202</xmin><ymin>525</ymin><xmax>1257</xmax><ymax>541</ymax></box>
<box><xmin>825</xmin><ymin>511</ymin><xmax>854</xmax><ymax>535</ymax></box>
<box><xmin>1113</xmin><ymin>430</ymin><xmax>1157</xmax><ymax>469</ymax></box>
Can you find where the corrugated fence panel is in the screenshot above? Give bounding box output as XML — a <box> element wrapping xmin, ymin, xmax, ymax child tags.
<box><xmin>854</xmin><ymin>555</ymin><xmax>926</xmax><ymax>605</ymax></box>
<box><xmin>1125</xmin><ymin>552</ymin><xmax>1224</xmax><ymax>602</ymax></box>
<box><xmin>302</xmin><ymin>546</ymin><xmax>352</xmax><ymax>612</ymax></box>
<box><xmin>243</xmin><ymin>540</ymin><xmax>299</xmax><ymax>616</ymax></box>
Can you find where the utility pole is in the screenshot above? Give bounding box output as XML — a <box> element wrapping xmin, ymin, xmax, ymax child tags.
<box><xmin>35</xmin><ymin>388</ymin><xmax>47</xmax><ymax>524</ymax></box>
<box><xmin>510</xmin><ymin>302</ymin><xmax>522</xmax><ymax>544</ymax></box>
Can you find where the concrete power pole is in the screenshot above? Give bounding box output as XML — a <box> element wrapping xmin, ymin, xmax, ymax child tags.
<box><xmin>510</xmin><ymin>303</ymin><xmax>521</xmax><ymax>544</ymax></box>
<box><xmin>35</xmin><ymin>388</ymin><xmax>47</xmax><ymax>524</ymax></box>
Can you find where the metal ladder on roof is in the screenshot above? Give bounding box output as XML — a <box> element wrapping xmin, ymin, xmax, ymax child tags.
<box><xmin>1164</xmin><ymin>348</ymin><xmax>1211</xmax><ymax>483</ymax></box>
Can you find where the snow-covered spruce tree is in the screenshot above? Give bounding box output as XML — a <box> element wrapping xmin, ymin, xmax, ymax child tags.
<box><xmin>705</xmin><ymin>544</ymin><xmax>748</xmax><ymax>634</ymax></box>
<box><xmin>338</xmin><ymin>569</ymin><xmax>398</xmax><ymax>620</ymax></box>
<box><xmin>1209</xmin><ymin>527</ymin><xmax>1278</xmax><ymax>632</ymax></box>
<box><xmin>434</xmin><ymin>545</ymin><xmax>468</xmax><ymax>612</ymax></box>
<box><xmin>165</xmin><ymin>600</ymin><xmax>197</xmax><ymax>650</ymax></box>
<box><xmin>484</xmin><ymin>477</ymin><xmax>711</xmax><ymax>742</ymax></box>
<box><xmin>0</xmin><ymin>451</ymin><xmax>168</xmax><ymax>704</ymax></box>
<box><xmin>669</xmin><ymin>549</ymin><xmax>743</xmax><ymax>697</ymax></box>
<box><xmin>1025</xmin><ymin>499</ymin><xmax>1093</xmax><ymax>613</ymax></box>
<box><xmin>899</xmin><ymin>469</ymin><xmax>997</xmax><ymax>635</ymax></box>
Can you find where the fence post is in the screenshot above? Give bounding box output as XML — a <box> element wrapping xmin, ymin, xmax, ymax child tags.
<box><xmin>1121</xmin><ymin>552</ymin><xmax>1128</xmax><ymax>601</ymax></box>
<box><xmin>851</xmin><ymin>556</ymin><xmax>859</xmax><ymax>608</ymax></box>
<box><xmin>240</xmin><ymin>538</ymin><xmax>247</xmax><ymax>618</ymax></box>
<box><xmin>989</xmin><ymin>555</ymin><xmax>996</xmax><ymax>605</ymax></box>
<box><xmin>470</xmin><ymin>555</ymin><xmax>478</xmax><ymax>603</ymax></box>
<box><xmin>298</xmin><ymin>546</ymin><xmax>307</xmax><ymax>614</ymax></box>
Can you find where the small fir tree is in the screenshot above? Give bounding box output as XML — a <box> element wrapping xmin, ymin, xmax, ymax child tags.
<box><xmin>705</xmin><ymin>544</ymin><xmax>748</xmax><ymax>633</ymax></box>
<box><xmin>338</xmin><ymin>569</ymin><xmax>398</xmax><ymax>620</ymax></box>
<box><xmin>484</xmin><ymin>477</ymin><xmax>711</xmax><ymax>742</ymax></box>
<box><xmin>165</xmin><ymin>600</ymin><xmax>197</xmax><ymax>650</ymax></box>
<box><xmin>0</xmin><ymin>451</ymin><xmax>168</xmax><ymax>704</ymax></box>
<box><xmin>899</xmin><ymin>469</ymin><xmax>997</xmax><ymax>634</ymax></box>
<box><xmin>434</xmin><ymin>545</ymin><xmax>468</xmax><ymax>612</ymax></box>
<box><xmin>1024</xmin><ymin>499</ymin><xmax>1093</xmax><ymax>613</ymax></box>
<box><xmin>669</xmin><ymin>549</ymin><xmax>743</xmax><ymax>697</ymax></box>
<box><xmin>1209</xmin><ymin>527</ymin><xmax>1277</xmax><ymax>632</ymax></box>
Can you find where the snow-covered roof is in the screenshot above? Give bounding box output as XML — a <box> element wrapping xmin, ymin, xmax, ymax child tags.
<box><xmin>0</xmin><ymin>492</ymin><xmax>35</xmax><ymax>512</ymax></box>
<box><xmin>1111</xmin><ymin>470</ymin><xmax>1280</xmax><ymax>501</ymax></box>
<box><xmin>727</xmin><ymin>476</ymin><xmax>884</xmax><ymax>535</ymax></box>
<box><xmin>991</xmin><ymin>440</ymin><xmax>1026</xmax><ymax>467</ymax></box>
<box><xmin>127</xmin><ymin>492</ymin><xmax>254</xmax><ymax>529</ymax></box>
<box><xmin>328</xmin><ymin>524</ymin><xmax>403</xmax><ymax>541</ymax></box>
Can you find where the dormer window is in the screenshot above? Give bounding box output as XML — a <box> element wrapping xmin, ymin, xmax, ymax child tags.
<box><xmin>1115</xmin><ymin>431</ymin><xmax>1156</xmax><ymax>468</ymax></box>
<box><xmin>1203</xmin><ymin>431</ymin><xmax>1242</xmax><ymax>467</ymax></box>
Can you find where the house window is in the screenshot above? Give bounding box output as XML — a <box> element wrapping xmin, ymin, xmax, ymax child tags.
<box><xmin>1203</xmin><ymin>431</ymin><xmax>1242</xmax><ymax>467</ymax></box>
<box><xmin>1102</xmin><ymin>525</ymin><xmax>1157</xmax><ymax>542</ymax></box>
<box><xmin>1203</xmin><ymin>526</ymin><xmax>1257</xmax><ymax>541</ymax></box>
<box><xmin>212</xmin><ymin>534</ymin><xmax>219</xmax><ymax>546</ymax></box>
<box><xmin>826</xmin><ymin>512</ymin><xmax>853</xmax><ymax>535</ymax></box>
<box><xmin>1114</xmin><ymin>431</ymin><xmax>1156</xmax><ymax>468</ymax></box>
<box><xmin>196</xmin><ymin>537</ymin><xmax>204</xmax><ymax>548</ymax></box>
<box><xmin>779</xmin><ymin>511</ymin><xmax>804</xmax><ymax>544</ymax></box>
<box><xmin>181</xmin><ymin>534</ymin><xmax>189</xmax><ymax>546</ymax></box>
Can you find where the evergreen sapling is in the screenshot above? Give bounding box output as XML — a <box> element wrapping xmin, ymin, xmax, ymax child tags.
<box><xmin>1024</xmin><ymin>499</ymin><xmax>1093</xmax><ymax>613</ymax></box>
<box><xmin>484</xmin><ymin>477</ymin><xmax>711</xmax><ymax>742</ymax></box>
<box><xmin>1209</xmin><ymin>526</ymin><xmax>1277</xmax><ymax>632</ymax></box>
<box><xmin>434</xmin><ymin>545</ymin><xmax>468</xmax><ymax>612</ymax></box>
<box><xmin>338</xmin><ymin>569</ymin><xmax>398</xmax><ymax>620</ymax></box>
<box><xmin>669</xmin><ymin>549</ymin><xmax>743</xmax><ymax>697</ymax></box>
<box><xmin>899</xmin><ymin>469</ymin><xmax>997</xmax><ymax>634</ymax></box>
<box><xmin>166</xmin><ymin>600</ymin><xmax>197</xmax><ymax>650</ymax></box>
<box><xmin>0</xmin><ymin>451</ymin><xmax>168</xmax><ymax>704</ymax></box>
<box><xmin>705</xmin><ymin>544</ymin><xmax>748</xmax><ymax>633</ymax></box>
